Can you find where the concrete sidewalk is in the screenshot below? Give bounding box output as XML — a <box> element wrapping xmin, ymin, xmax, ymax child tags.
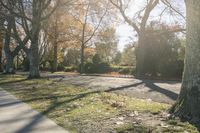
<box><xmin>0</xmin><ymin>89</ymin><xmax>70</xmax><ymax>133</ymax></box>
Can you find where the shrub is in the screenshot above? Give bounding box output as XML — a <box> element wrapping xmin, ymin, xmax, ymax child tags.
<box><xmin>96</xmin><ymin>62</ymin><xmax>110</xmax><ymax>73</ymax></box>
<box><xmin>57</xmin><ymin>65</ymin><xmax>65</xmax><ymax>71</ymax></box>
<box><xmin>110</xmin><ymin>66</ymin><xmax>135</xmax><ymax>75</ymax></box>
<box><xmin>84</xmin><ymin>62</ymin><xmax>95</xmax><ymax>74</ymax></box>
<box><xmin>119</xmin><ymin>68</ymin><xmax>133</xmax><ymax>75</ymax></box>
<box><xmin>158</xmin><ymin>60</ymin><xmax>184</xmax><ymax>78</ymax></box>
<box><xmin>64</xmin><ymin>66</ymin><xmax>78</xmax><ymax>72</ymax></box>
<box><xmin>83</xmin><ymin>54</ymin><xmax>111</xmax><ymax>74</ymax></box>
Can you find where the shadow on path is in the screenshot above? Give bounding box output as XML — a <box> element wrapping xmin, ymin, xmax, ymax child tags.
<box><xmin>105</xmin><ymin>80</ymin><xmax>178</xmax><ymax>101</ymax></box>
<box><xmin>105</xmin><ymin>82</ymin><xmax>144</xmax><ymax>92</ymax></box>
<box><xmin>144</xmin><ymin>81</ymin><xmax>178</xmax><ymax>101</ymax></box>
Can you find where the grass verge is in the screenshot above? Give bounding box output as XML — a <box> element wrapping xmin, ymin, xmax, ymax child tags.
<box><xmin>0</xmin><ymin>74</ymin><xmax>198</xmax><ymax>133</ymax></box>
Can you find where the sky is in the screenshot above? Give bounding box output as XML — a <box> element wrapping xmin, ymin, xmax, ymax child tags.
<box><xmin>115</xmin><ymin>0</ymin><xmax>186</xmax><ymax>51</ymax></box>
<box><xmin>116</xmin><ymin>24</ymin><xmax>134</xmax><ymax>51</ymax></box>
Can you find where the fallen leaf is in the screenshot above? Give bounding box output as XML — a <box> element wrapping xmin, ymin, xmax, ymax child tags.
<box><xmin>115</xmin><ymin>121</ymin><xmax>124</xmax><ymax>125</ymax></box>
<box><xmin>134</xmin><ymin>111</ymin><xmax>139</xmax><ymax>116</ymax></box>
<box><xmin>118</xmin><ymin>117</ymin><xmax>124</xmax><ymax>121</ymax></box>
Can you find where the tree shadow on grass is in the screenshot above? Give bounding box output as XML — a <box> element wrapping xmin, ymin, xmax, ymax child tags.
<box><xmin>0</xmin><ymin>79</ymin><xmax>28</xmax><ymax>86</ymax></box>
<box><xmin>12</xmin><ymin>91</ymin><xmax>100</xmax><ymax>133</ymax></box>
<box><xmin>0</xmin><ymin>93</ymin><xmax>77</xmax><ymax>108</ymax></box>
<box><xmin>0</xmin><ymin>77</ymin><xmax>179</xmax><ymax>133</ymax></box>
<box><xmin>2</xmin><ymin>86</ymin><xmax>199</xmax><ymax>133</ymax></box>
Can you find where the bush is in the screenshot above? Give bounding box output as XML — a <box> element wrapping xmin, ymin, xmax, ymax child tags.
<box><xmin>64</xmin><ymin>66</ymin><xmax>78</xmax><ymax>72</ymax></box>
<box><xmin>84</xmin><ymin>62</ymin><xmax>95</xmax><ymax>73</ymax></box>
<box><xmin>136</xmin><ymin>24</ymin><xmax>185</xmax><ymax>78</ymax></box>
<box><xmin>158</xmin><ymin>60</ymin><xmax>184</xmax><ymax>78</ymax></box>
<box><xmin>83</xmin><ymin>62</ymin><xmax>110</xmax><ymax>74</ymax></box>
<box><xmin>83</xmin><ymin>54</ymin><xmax>110</xmax><ymax>74</ymax></box>
<box><xmin>96</xmin><ymin>62</ymin><xmax>110</xmax><ymax>73</ymax></box>
<box><xmin>119</xmin><ymin>68</ymin><xmax>133</xmax><ymax>75</ymax></box>
<box><xmin>57</xmin><ymin>64</ymin><xmax>65</xmax><ymax>71</ymax></box>
<box><xmin>110</xmin><ymin>66</ymin><xmax>135</xmax><ymax>75</ymax></box>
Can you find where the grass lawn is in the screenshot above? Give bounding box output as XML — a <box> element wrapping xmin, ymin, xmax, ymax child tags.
<box><xmin>0</xmin><ymin>74</ymin><xmax>198</xmax><ymax>133</ymax></box>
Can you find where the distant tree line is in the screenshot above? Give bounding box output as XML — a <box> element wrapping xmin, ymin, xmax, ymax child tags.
<box><xmin>0</xmin><ymin>0</ymin><xmax>185</xmax><ymax>79</ymax></box>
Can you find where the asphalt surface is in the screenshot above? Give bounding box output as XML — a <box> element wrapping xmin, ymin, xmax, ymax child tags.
<box><xmin>56</xmin><ymin>74</ymin><xmax>181</xmax><ymax>104</ymax></box>
<box><xmin>18</xmin><ymin>72</ymin><xmax>182</xmax><ymax>104</ymax></box>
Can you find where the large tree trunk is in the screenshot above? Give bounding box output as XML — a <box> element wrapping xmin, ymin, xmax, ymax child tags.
<box><xmin>0</xmin><ymin>4</ymin><xmax>3</xmax><ymax>72</ymax></box>
<box><xmin>53</xmin><ymin>43</ymin><xmax>58</xmax><ymax>72</ymax></box>
<box><xmin>171</xmin><ymin>0</ymin><xmax>200</xmax><ymax>124</ymax></box>
<box><xmin>3</xmin><ymin>17</ymin><xmax>15</xmax><ymax>74</ymax></box>
<box><xmin>52</xmin><ymin>13</ymin><xmax>58</xmax><ymax>73</ymax></box>
<box><xmin>4</xmin><ymin>54</ymin><xmax>14</xmax><ymax>74</ymax></box>
<box><xmin>0</xmin><ymin>46</ymin><xmax>2</xmax><ymax>72</ymax></box>
<box><xmin>80</xmin><ymin>42</ymin><xmax>84</xmax><ymax>74</ymax></box>
<box><xmin>0</xmin><ymin>21</ymin><xmax>3</xmax><ymax>72</ymax></box>
<box><xmin>136</xmin><ymin>34</ymin><xmax>146</xmax><ymax>77</ymax></box>
<box><xmin>28</xmin><ymin>0</ymin><xmax>41</xmax><ymax>79</ymax></box>
<box><xmin>29</xmin><ymin>24</ymin><xmax>40</xmax><ymax>78</ymax></box>
<box><xmin>29</xmin><ymin>36</ymin><xmax>40</xmax><ymax>78</ymax></box>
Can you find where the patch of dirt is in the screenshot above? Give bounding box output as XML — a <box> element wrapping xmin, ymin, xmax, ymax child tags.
<box><xmin>71</xmin><ymin>110</ymin><xmax>170</xmax><ymax>133</ymax></box>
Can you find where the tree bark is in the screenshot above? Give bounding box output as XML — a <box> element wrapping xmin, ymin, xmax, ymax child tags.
<box><xmin>0</xmin><ymin>19</ymin><xmax>3</xmax><ymax>72</ymax></box>
<box><xmin>171</xmin><ymin>0</ymin><xmax>200</xmax><ymax>124</ymax></box>
<box><xmin>28</xmin><ymin>24</ymin><xmax>40</xmax><ymax>78</ymax></box>
<box><xmin>29</xmin><ymin>38</ymin><xmax>40</xmax><ymax>78</ymax></box>
<box><xmin>52</xmin><ymin>14</ymin><xmax>58</xmax><ymax>72</ymax></box>
<box><xmin>3</xmin><ymin>16</ymin><xmax>15</xmax><ymax>74</ymax></box>
<box><xmin>80</xmin><ymin>42</ymin><xmax>84</xmax><ymax>74</ymax></box>
<box><xmin>4</xmin><ymin>54</ymin><xmax>14</xmax><ymax>74</ymax></box>
<box><xmin>53</xmin><ymin>43</ymin><xmax>58</xmax><ymax>72</ymax></box>
<box><xmin>136</xmin><ymin>34</ymin><xmax>146</xmax><ymax>77</ymax></box>
<box><xmin>28</xmin><ymin>0</ymin><xmax>41</xmax><ymax>79</ymax></box>
<box><xmin>0</xmin><ymin>46</ymin><xmax>2</xmax><ymax>72</ymax></box>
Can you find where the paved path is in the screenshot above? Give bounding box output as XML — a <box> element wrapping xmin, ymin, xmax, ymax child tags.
<box><xmin>0</xmin><ymin>89</ymin><xmax>70</xmax><ymax>133</ymax></box>
<box><xmin>58</xmin><ymin>75</ymin><xmax>181</xmax><ymax>104</ymax></box>
<box><xmin>18</xmin><ymin>72</ymin><xmax>182</xmax><ymax>104</ymax></box>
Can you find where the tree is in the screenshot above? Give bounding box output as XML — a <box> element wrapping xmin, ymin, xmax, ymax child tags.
<box><xmin>50</xmin><ymin>11</ymin><xmax>59</xmax><ymax>72</ymax></box>
<box><xmin>0</xmin><ymin>1</ymin><xmax>30</xmax><ymax>74</ymax></box>
<box><xmin>110</xmin><ymin>0</ymin><xmax>159</xmax><ymax>76</ymax></box>
<box><xmin>0</xmin><ymin>0</ymin><xmax>61</xmax><ymax>78</ymax></box>
<box><xmin>77</xmin><ymin>0</ymin><xmax>108</xmax><ymax>73</ymax></box>
<box><xmin>0</xmin><ymin>3</ymin><xmax>4</xmax><ymax>72</ymax></box>
<box><xmin>110</xmin><ymin>0</ymin><xmax>185</xmax><ymax>76</ymax></box>
<box><xmin>171</xmin><ymin>0</ymin><xmax>200</xmax><ymax>125</ymax></box>
<box><xmin>25</xmin><ymin>0</ymin><xmax>60</xmax><ymax>78</ymax></box>
<box><xmin>43</xmin><ymin>1</ymin><xmax>83</xmax><ymax>71</ymax></box>
<box><xmin>95</xmin><ymin>27</ymin><xmax>118</xmax><ymax>63</ymax></box>
<box><xmin>2</xmin><ymin>1</ymin><xmax>15</xmax><ymax>73</ymax></box>
<box><xmin>113</xmin><ymin>51</ymin><xmax>121</xmax><ymax>65</ymax></box>
<box><xmin>69</xmin><ymin>0</ymin><xmax>112</xmax><ymax>73</ymax></box>
<box><xmin>44</xmin><ymin>1</ymin><xmax>78</xmax><ymax>72</ymax></box>
<box><xmin>64</xmin><ymin>48</ymin><xmax>80</xmax><ymax>66</ymax></box>
<box><xmin>0</xmin><ymin>16</ymin><xmax>3</xmax><ymax>72</ymax></box>
<box><xmin>121</xmin><ymin>43</ymin><xmax>136</xmax><ymax>66</ymax></box>
<box><xmin>139</xmin><ymin>22</ymin><xmax>184</xmax><ymax>77</ymax></box>
<box><xmin>45</xmin><ymin>9</ymin><xmax>60</xmax><ymax>72</ymax></box>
